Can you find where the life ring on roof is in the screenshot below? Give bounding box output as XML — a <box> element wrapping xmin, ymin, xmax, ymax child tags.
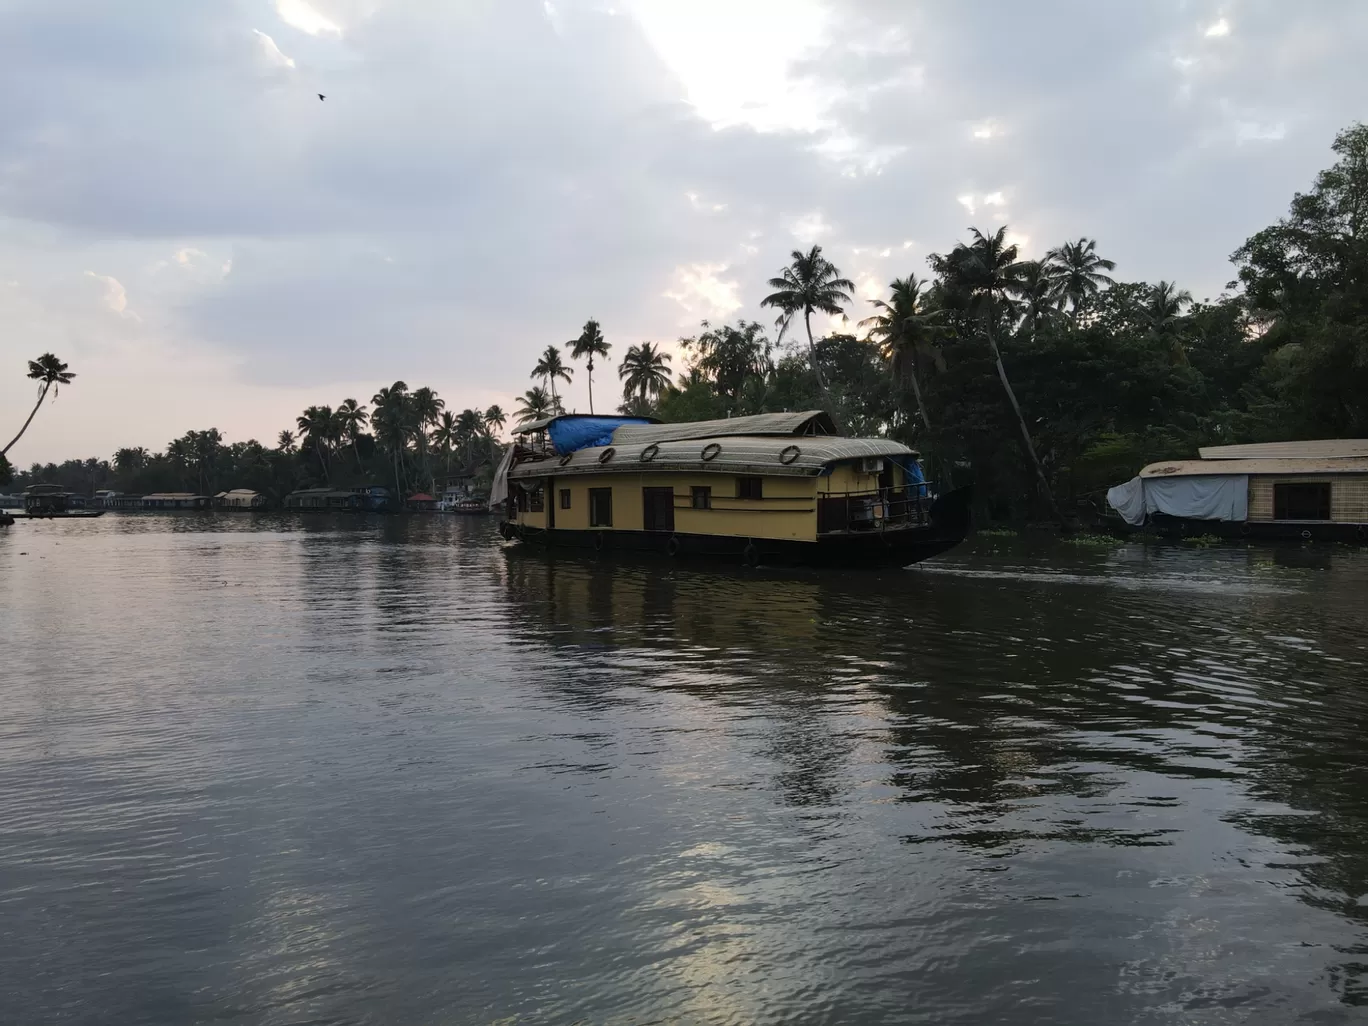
<box><xmin>598</xmin><ymin>447</ymin><xmax>616</xmax><ymax>464</ymax></box>
<box><xmin>640</xmin><ymin>443</ymin><xmax>660</xmax><ymax>462</ymax></box>
<box><xmin>778</xmin><ymin>444</ymin><xmax>801</xmax><ymax>465</ymax></box>
<box><xmin>701</xmin><ymin>442</ymin><xmax>722</xmax><ymax>462</ymax></box>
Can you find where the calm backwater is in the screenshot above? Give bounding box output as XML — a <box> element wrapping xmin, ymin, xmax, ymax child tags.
<box><xmin>3</xmin><ymin>515</ymin><xmax>1368</xmax><ymax>1024</ymax></box>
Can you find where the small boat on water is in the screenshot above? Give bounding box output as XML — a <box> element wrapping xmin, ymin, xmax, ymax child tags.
<box><xmin>1106</xmin><ymin>439</ymin><xmax>1368</xmax><ymax>541</ymax></box>
<box><xmin>15</xmin><ymin>485</ymin><xmax>106</xmax><ymax>519</ymax></box>
<box><xmin>494</xmin><ymin>410</ymin><xmax>971</xmax><ymax>568</ymax></box>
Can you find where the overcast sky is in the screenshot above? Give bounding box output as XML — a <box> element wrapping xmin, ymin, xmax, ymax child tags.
<box><xmin>2</xmin><ymin>0</ymin><xmax>1364</xmax><ymax>464</ymax></box>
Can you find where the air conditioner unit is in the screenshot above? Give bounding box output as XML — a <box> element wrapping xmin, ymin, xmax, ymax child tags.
<box><xmin>858</xmin><ymin>457</ymin><xmax>884</xmax><ymax>475</ymax></box>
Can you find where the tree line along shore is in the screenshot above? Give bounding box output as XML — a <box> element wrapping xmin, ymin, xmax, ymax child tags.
<box><xmin>4</xmin><ymin>124</ymin><xmax>1365</xmax><ymax>523</ymax></box>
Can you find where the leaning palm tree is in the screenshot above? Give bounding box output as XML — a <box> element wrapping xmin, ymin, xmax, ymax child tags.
<box><xmin>515</xmin><ymin>386</ymin><xmax>554</xmax><ymax>426</ymax></box>
<box><xmin>3</xmin><ymin>353</ymin><xmax>76</xmax><ymax>457</ymax></box>
<box><xmin>1044</xmin><ymin>237</ymin><xmax>1115</xmax><ymax>321</ymax></box>
<box><xmin>532</xmin><ymin>345</ymin><xmax>573</xmax><ymax>410</ymax></box>
<box><xmin>760</xmin><ymin>245</ymin><xmax>854</xmax><ymax>428</ymax></box>
<box><xmin>859</xmin><ymin>275</ymin><xmax>943</xmax><ymax>431</ymax></box>
<box><xmin>565</xmin><ymin>319</ymin><xmax>611</xmax><ymax>414</ymax></box>
<box><xmin>336</xmin><ymin>398</ymin><xmax>369</xmax><ymax>470</ymax></box>
<box><xmin>618</xmin><ymin>342</ymin><xmax>673</xmax><ymax>403</ymax></box>
<box><xmin>930</xmin><ymin>226</ymin><xmax>1065</xmax><ymax>526</ymax></box>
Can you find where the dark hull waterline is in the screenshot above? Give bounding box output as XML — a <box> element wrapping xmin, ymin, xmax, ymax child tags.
<box><xmin>501</xmin><ymin>485</ymin><xmax>972</xmax><ymax>568</ymax></box>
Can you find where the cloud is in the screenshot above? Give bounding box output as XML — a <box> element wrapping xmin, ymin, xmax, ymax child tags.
<box><xmin>275</xmin><ymin>0</ymin><xmax>342</xmax><ymax>38</ymax></box>
<box><xmin>663</xmin><ymin>263</ymin><xmax>742</xmax><ymax>322</ymax></box>
<box><xmin>85</xmin><ymin>271</ymin><xmax>138</xmax><ymax>319</ymax></box>
<box><xmin>252</xmin><ymin>28</ymin><xmax>296</xmax><ymax>69</ymax></box>
<box><xmin>1204</xmin><ymin>18</ymin><xmax>1231</xmax><ymax>38</ymax></box>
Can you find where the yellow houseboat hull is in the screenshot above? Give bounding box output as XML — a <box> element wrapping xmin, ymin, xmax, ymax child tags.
<box><xmin>501</xmin><ymin>485</ymin><xmax>971</xmax><ymax>568</ymax></box>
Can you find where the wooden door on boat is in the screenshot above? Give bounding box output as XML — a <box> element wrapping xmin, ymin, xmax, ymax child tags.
<box><xmin>642</xmin><ymin>487</ymin><xmax>675</xmax><ymax>533</ymax></box>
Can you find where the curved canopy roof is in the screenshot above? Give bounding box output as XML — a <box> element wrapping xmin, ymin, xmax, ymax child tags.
<box><xmin>509</xmin><ymin>433</ymin><xmax>914</xmax><ymax>480</ymax></box>
<box><xmin>610</xmin><ymin>410</ymin><xmax>836</xmax><ymax>446</ymax></box>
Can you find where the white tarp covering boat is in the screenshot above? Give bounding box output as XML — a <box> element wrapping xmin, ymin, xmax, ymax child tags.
<box><xmin>1106</xmin><ymin>474</ymin><xmax>1249</xmax><ymax>527</ymax></box>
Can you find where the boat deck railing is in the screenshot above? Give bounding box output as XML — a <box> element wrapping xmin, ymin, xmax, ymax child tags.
<box><xmin>817</xmin><ymin>486</ymin><xmax>934</xmax><ymax>534</ymax></box>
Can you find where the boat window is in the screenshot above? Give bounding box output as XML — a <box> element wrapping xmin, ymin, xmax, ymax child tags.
<box><xmin>737</xmin><ymin>476</ymin><xmax>763</xmax><ymax>500</ymax></box>
<box><xmin>559</xmin><ymin>488</ymin><xmax>571</xmax><ymax>509</ymax></box>
<box><xmin>1274</xmin><ymin>482</ymin><xmax>1331</xmax><ymax>520</ymax></box>
<box><xmin>590</xmin><ymin>488</ymin><xmax>613</xmax><ymax>527</ymax></box>
<box><xmin>515</xmin><ymin>488</ymin><xmax>529</xmax><ymax>513</ymax></box>
<box><xmin>691</xmin><ymin>486</ymin><xmax>711</xmax><ymax>510</ymax></box>
<box><xmin>529</xmin><ymin>484</ymin><xmax>545</xmax><ymax>513</ymax></box>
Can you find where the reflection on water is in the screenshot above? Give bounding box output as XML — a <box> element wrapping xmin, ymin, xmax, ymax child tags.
<box><xmin>3</xmin><ymin>514</ymin><xmax>1368</xmax><ymax>1023</ymax></box>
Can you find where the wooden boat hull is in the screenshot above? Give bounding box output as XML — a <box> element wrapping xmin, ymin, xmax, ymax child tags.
<box><xmin>501</xmin><ymin>485</ymin><xmax>972</xmax><ymax>568</ymax></box>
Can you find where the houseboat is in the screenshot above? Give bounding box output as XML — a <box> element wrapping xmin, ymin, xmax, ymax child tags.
<box><xmin>1106</xmin><ymin>439</ymin><xmax>1368</xmax><ymax>541</ymax></box>
<box><xmin>18</xmin><ymin>485</ymin><xmax>103</xmax><ymax>518</ymax></box>
<box><xmin>495</xmin><ymin>411</ymin><xmax>972</xmax><ymax>567</ymax></box>
<box><xmin>215</xmin><ymin>489</ymin><xmax>268</xmax><ymax>510</ymax></box>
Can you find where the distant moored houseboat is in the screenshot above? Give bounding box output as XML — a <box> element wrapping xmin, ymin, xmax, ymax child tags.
<box><xmin>142</xmin><ymin>493</ymin><xmax>212</xmax><ymax>510</ymax></box>
<box><xmin>1107</xmin><ymin>439</ymin><xmax>1368</xmax><ymax>541</ymax></box>
<box><xmin>215</xmin><ymin>489</ymin><xmax>268</xmax><ymax>510</ymax></box>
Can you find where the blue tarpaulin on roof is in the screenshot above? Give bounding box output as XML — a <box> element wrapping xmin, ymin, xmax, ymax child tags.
<box><xmin>548</xmin><ymin>417</ymin><xmax>654</xmax><ymax>454</ymax></box>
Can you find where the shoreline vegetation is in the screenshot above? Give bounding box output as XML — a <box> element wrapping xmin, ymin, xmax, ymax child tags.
<box><xmin>4</xmin><ymin>124</ymin><xmax>1366</xmax><ymax>524</ymax></box>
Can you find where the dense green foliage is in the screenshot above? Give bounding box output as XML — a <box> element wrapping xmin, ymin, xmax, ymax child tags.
<box><xmin>7</xmin><ymin>386</ymin><xmax>506</xmax><ymax>501</ymax></box>
<box><xmin>8</xmin><ymin>124</ymin><xmax>1367</xmax><ymax>520</ymax></box>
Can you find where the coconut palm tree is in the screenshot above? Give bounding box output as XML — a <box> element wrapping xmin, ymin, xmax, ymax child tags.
<box><xmin>113</xmin><ymin>446</ymin><xmax>149</xmax><ymax>474</ymax></box>
<box><xmin>296</xmin><ymin>405</ymin><xmax>334</xmax><ymax>482</ymax></box>
<box><xmin>336</xmin><ymin>398</ymin><xmax>369</xmax><ymax>470</ymax></box>
<box><xmin>859</xmin><ymin>275</ymin><xmax>943</xmax><ymax>431</ymax></box>
<box><xmin>618</xmin><ymin>342</ymin><xmax>673</xmax><ymax>403</ymax></box>
<box><xmin>1044</xmin><ymin>237</ymin><xmax>1115</xmax><ymax>320</ymax></box>
<box><xmin>760</xmin><ymin>245</ymin><xmax>854</xmax><ymax>428</ymax></box>
<box><xmin>1014</xmin><ymin>261</ymin><xmax>1066</xmax><ymax>338</ymax></box>
<box><xmin>409</xmin><ymin>387</ymin><xmax>444</xmax><ymax>490</ymax></box>
<box><xmin>565</xmin><ymin>319</ymin><xmax>611</xmax><ymax>414</ymax></box>
<box><xmin>533</xmin><ymin>345</ymin><xmax>573</xmax><ymax>411</ymax></box>
<box><xmin>276</xmin><ymin>429</ymin><xmax>297</xmax><ymax>454</ymax></box>
<box><xmin>930</xmin><ymin>226</ymin><xmax>1065</xmax><ymax>526</ymax></box>
<box><xmin>515</xmin><ymin>387</ymin><xmax>554</xmax><ymax>426</ymax></box>
<box><xmin>1144</xmin><ymin>280</ymin><xmax>1194</xmax><ymax>334</ymax></box>
<box><xmin>1144</xmin><ymin>280</ymin><xmax>1195</xmax><ymax>364</ymax></box>
<box><xmin>371</xmin><ymin>382</ymin><xmax>412</xmax><ymax>495</ymax></box>
<box><xmin>3</xmin><ymin>353</ymin><xmax>76</xmax><ymax>457</ymax></box>
<box><xmin>484</xmin><ymin>405</ymin><xmax>507</xmax><ymax>436</ymax></box>
<box><xmin>432</xmin><ymin>410</ymin><xmax>460</xmax><ymax>477</ymax></box>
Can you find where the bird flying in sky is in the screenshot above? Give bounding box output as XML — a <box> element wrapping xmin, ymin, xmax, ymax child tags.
<box><xmin>318</xmin><ymin>93</ymin><xmax>326</xmax><ymax>101</ymax></box>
